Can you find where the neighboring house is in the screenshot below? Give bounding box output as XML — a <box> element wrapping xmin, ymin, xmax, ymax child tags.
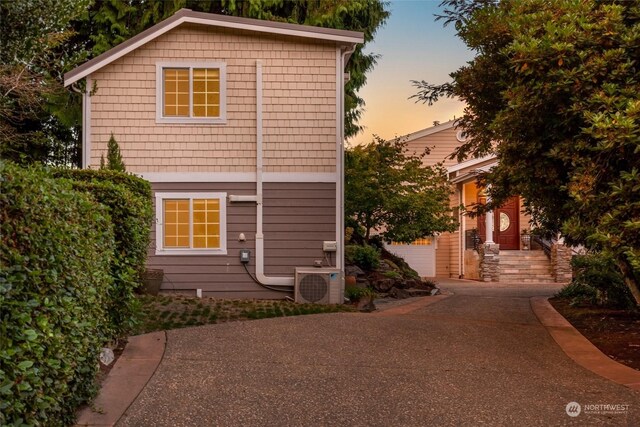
<box><xmin>384</xmin><ymin>121</ymin><xmax>572</xmax><ymax>283</ymax></box>
<box><xmin>64</xmin><ymin>9</ymin><xmax>363</xmax><ymax>298</ymax></box>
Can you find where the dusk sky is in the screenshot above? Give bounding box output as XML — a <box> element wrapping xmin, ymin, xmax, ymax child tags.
<box><xmin>352</xmin><ymin>0</ymin><xmax>474</xmax><ymax>145</ymax></box>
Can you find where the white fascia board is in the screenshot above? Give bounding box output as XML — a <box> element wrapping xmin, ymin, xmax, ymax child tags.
<box><xmin>65</xmin><ymin>17</ymin><xmax>186</xmax><ymax>87</ymax></box>
<box><xmin>447</xmin><ymin>155</ymin><xmax>497</xmax><ymax>174</ymax></box>
<box><xmin>186</xmin><ymin>17</ymin><xmax>363</xmax><ymax>44</ymax></box>
<box><xmin>401</xmin><ymin>120</ymin><xmax>456</xmax><ymax>143</ymax></box>
<box><xmin>138</xmin><ymin>172</ymin><xmax>338</xmax><ymax>183</ymax></box>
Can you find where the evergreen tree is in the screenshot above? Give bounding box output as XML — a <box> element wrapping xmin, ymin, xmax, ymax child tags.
<box><xmin>101</xmin><ymin>133</ymin><xmax>126</xmax><ymax>171</ymax></box>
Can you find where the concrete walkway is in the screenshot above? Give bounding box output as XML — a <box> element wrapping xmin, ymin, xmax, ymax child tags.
<box><xmin>116</xmin><ymin>279</ymin><xmax>639</xmax><ymax>426</ymax></box>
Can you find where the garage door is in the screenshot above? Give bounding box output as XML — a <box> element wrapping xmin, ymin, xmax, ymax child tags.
<box><xmin>384</xmin><ymin>238</ymin><xmax>436</xmax><ymax>277</ymax></box>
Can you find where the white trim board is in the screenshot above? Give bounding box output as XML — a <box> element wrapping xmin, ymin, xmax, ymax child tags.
<box><xmin>447</xmin><ymin>154</ymin><xmax>497</xmax><ymax>174</ymax></box>
<box><xmin>139</xmin><ymin>172</ymin><xmax>338</xmax><ymax>183</ymax></box>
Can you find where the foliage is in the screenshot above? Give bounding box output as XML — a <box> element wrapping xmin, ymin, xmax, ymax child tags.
<box><xmin>0</xmin><ymin>0</ymin><xmax>89</xmax><ymax>166</ymax></box>
<box><xmin>0</xmin><ymin>161</ymin><xmax>115</xmax><ymax>426</ymax></box>
<box><xmin>52</xmin><ymin>167</ymin><xmax>152</xmax><ymax>202</ymax></box>
<box><xmin>345</xmin><ymin>136</ymin><xmax>457</xmax><ymax>243</ymax></box>
<box><xmin>134</xmin><ymin>295</ymin><xmax>355</xmax><ymax>335</ymax></box>
<box><xmin>557</xmin><ymin>254</ymin><xmax>636</xmax><ymax>309</ymax></box>
<box><xmin>345</xmin><ymin>286</ymin><xmax>376</xmax><ymax>302</ymax></box>
<box><xmin>100</xmin><ymin>133</ymin><xmax>126</xmax><ymax>172</ymax></box>
<box><xmin>383</xmin><ymin>271</ymin><xmax>402</xmax><ymax>280</ymax></box>
<box><xmin>413</xmin><ymin>0</ymin><xmax>640</xmax><ymax>305</ymax></box>
<box><xmin>345</xmin><ymin>244</ymin><xmax>381</xmax><ymax>271</ymax></box>
<box><xmin>53</xmin><ymin>169</ymin><xmax>154</xmax><ymax>336</ymax></box>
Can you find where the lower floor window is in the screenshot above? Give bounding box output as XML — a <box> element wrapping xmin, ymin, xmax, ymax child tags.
<box><xmin>155</xmin><ymin>192</ymin><xmax>227</xmax><ymax>255</ymax></box>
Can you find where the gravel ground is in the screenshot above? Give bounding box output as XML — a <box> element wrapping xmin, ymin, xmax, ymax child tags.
<box><xmin>118</xmin><ymin>279</ymin><xmax>640</xmax><ymax>427</ymax></box>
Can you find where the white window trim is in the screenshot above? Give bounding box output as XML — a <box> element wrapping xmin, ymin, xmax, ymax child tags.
<box><xmin>155</xmin><ymin>192</ymin><xmax>227</xmax><ymax>255</ymax></box>
<box><xmin>155</xmin><ymin>61</ymin><xmax>227</xmax><ymax>124</ymax></box>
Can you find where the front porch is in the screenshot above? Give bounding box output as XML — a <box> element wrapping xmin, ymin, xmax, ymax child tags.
<box><xmin>452</xmin><ymin>174</ymin><xmax>572</xmax><ymax>284</ymax></box>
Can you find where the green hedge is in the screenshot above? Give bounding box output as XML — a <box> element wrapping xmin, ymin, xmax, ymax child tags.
<box><xmin>53</xmin><ymin>168</ymin><xmax>152</xmax><ymax>202</ymax></box>
<box><xmin>0</xmin><ymin>162</ymin><xmax>115</xmax><ymax>425</ymax></box>
<box><xmin>53</xmin><ymin>169</ymin><xmax>154</xmax><ymax>336</ymax></box>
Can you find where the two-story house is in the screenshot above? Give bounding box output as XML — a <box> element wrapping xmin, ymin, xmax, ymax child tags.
<box><xmin>64</xmin><ymin>9</ymin><xmax>363</xmax><ymax>299</ymax></box>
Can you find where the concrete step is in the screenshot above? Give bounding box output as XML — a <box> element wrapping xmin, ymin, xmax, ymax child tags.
<box><xmin>499</xmin><ymin>263</ymin><xmax>550</xmax><ymax>268</ymax></box>
<box><xmin>500</xmin><ymin>276</ymin><xmax>554</xmax><ymax>282</ymax></box>
<box><xmin>500</xmin><ymin>270</ymin><xmax>553</xmax><ymax>275</ymax></box>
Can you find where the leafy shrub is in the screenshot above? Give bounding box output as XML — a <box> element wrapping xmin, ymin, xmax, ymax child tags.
<box><xmin>345</xmin><ymin>244</ymin><xmax>381</xmax><ymax>270</ymax></box>
<box><xmin>53</xmin><ymin>169</ymin><xmax>153</xmax><ymax>336</ymax></box>
<box><xmin>0</xmin><ymin>162</ymin><xmax>115</xmax><ymax>425</ymax></box>
<box><xmin>557</xmin><ymin>254</ymin><xmax>635</xmax><ymax>309</ymax></box>
<box><xmin>345</xmin><ymin>286</ymin><xmax>376</xmax><ymax>302</ymax></box>
<box><xmin>53</xmin><ymin>168</ymin><xmax>152</xmax><ymax>202</ymax></box>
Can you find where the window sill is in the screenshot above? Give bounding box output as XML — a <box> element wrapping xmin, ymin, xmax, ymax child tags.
<box><xmin>156</xmin><ymin>117</ymin><xmax>227</xmax><ymax>125</ymax></box>
<box><xmin>155</xmin><ymin>249</ymin><xmax>228</xmax><ymax>256</ymax></box>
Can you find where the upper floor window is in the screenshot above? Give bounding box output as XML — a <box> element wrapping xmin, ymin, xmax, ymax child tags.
<box><xmin>156</xmin><ymin>62</ymin><xmax>227</xmax><ymax>124</ymax></box>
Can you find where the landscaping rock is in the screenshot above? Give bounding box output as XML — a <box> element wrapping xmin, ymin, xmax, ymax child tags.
<box><xmin>345</xmin><ymin>265</ymin><xmax>365</xmax><ymax>278</ymax></box>
<box><xmin>371</xmin><ymin>278</ymin><xmax>395</xmax><ymax>293</ymax></box>
<box><xmin>389</xmin><ymin>287</ymin><xmax>412</xmax><ymax>299</ymax></box>
<box><xmin>357</xmin><ymin>296</ymin><xmax>376</xmax><ymax>312</ymax></box>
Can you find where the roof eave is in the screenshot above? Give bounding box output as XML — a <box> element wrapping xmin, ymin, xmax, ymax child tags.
<box><xmin>64</xmin><ymin>9</ymin><xmax>364</xmax><ymax>87</ymax></box>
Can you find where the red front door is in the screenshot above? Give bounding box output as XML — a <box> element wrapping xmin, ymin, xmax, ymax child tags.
<box><xmin>477</xmin><ymin>196</ymin><xmax>520</xmax><ymax>250</ymax></box>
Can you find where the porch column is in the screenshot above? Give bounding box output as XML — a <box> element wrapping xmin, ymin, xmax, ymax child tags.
<box><xmin>485</xmin><ymin>188</ymin><xmax>494</xmax><ymax>244</ymax></box>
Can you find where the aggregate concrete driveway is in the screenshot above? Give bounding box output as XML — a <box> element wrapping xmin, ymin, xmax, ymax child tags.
<box><xmin>118</xmin><ymin>280</ymin><xmax>640</xmax><ymax>426</ymax></box>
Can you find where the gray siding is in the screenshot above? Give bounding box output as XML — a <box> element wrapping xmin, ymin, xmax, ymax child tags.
<box><xmin>147</xmin><ymin>182</ymin><xmax>336</xmax><ymax>298</ymax></box>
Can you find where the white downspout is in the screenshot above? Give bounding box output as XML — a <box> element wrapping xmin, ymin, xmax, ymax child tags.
<box><xmin>254</xmin><ymin>60</ymin><xmax>293</xmax><ymax>286</ymax></box>
<box><xmin>339</xmin><ymin>45</ymin><xmax>356</xmax><ymax>272</ymax></box>
<box><xmin>72</xmin><ymin>79</ymin><xmax>91</xmax><ymax>168</ymax></box>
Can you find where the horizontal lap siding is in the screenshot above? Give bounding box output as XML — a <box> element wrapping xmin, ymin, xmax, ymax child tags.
<box><xmin>263</xmin><ymin>182</ymin><xmax>336</xmax><ymax>275</ymax></box>
<box><xmin>407</xmin><ymin>127</ymin><xmax>460</xmax><ymax>168</ymax></box>
<box><xmin>147</xmin><ymin>182</ymin><xmax>335</xmax><ymax>298</ymax></box>
<box><xmin>89</xmin><ymin>24</ymin><xmax>337</xmax><ymax>174</ymax></box>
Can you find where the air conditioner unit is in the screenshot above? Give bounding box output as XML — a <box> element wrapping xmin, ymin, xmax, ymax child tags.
<box><xmin>294</xmin><ymin>268</ymin><xmax>343</xmax><ymax>304</ymax></box>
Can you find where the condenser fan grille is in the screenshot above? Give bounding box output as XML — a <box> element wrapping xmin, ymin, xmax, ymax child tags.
<box><xmin>299</xmin><ymin>274</ymin><xmax>329</xmax><ymax>303</ymax></box>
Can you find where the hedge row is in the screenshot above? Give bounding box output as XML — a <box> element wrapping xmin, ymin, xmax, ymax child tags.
<box><xmin>0</xmin><ymin>162</ymin><xmax>116</xmax><ymax>425</ymax></box>
<box><xmin>54</xmin><ymin>169</ymin><xmax>154</xmax><ymax>336</ymax></box>
<box><xmin>1</xmin><ymin>163</ymin><xmax>154</xmax><ymax>425</ymax></box>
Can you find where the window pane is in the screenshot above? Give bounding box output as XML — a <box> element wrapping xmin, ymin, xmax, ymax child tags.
<box><xmin>207</xmin><ymin>106</ymin><xmax>220</xmax><ymax>117</ymax></box>
<box><xmin>193</xmin><ymin>106</ymin><xmax>205</xmax><ymax>117</ymax></box>
<box><xmin>193</xmin><ymin>223</ymin><xmax>206</xmax><ymax>236</ymax></box>
<box><xmin>207</xmin><ymin>236</ymin><xmax>220</xmax><ymax>248</ymax></box>
<box><xmin>193</xmin><ymin>237</ymin><xmax>206</xmax><ymax>248</ymax></box>
<box><xmin>163</xmin><ymin>68</ymin><xmax>189</xmax><ymax>117</ymax></box>
<box><xmin>164</xmin><ymin>199</ymin><xmax>189</xmax><ymax>248</ymax></box>
<box><xmin>193</xmin><ymin>68</ymin><xmax>220</xmax><ymax>118</ymax></box>
<box><xmin>193</xmin><ymin>210</ymin><xmax>205</xmax><ymax>223</ymax></box>
<box><xmin>193</xmin><ymin>198</ymin><xmax>220</xmax><ymax>248</ymax></box>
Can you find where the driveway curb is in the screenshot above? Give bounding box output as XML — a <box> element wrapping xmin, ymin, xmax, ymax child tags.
<box><xmin>75</xmin><ymin>331</ymin><xmax>167</xmax><ymax>426</ymax></box>
<box><xmin>531</xmin><ymin>296</ymin><xmax>640</xmax><ymax>391</ymax></box>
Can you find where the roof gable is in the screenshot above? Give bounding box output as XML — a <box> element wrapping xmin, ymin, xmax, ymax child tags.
<box><xmin>64</xmin><ymin>8</ymin><xmax>363</xmax><ymax>87</ymax></box>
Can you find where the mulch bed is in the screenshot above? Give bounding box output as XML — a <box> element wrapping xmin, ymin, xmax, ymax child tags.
<box><xmin>550</xmin><ymin>298</ymin><xmax>640</xmax><ymax>371</ymax></box>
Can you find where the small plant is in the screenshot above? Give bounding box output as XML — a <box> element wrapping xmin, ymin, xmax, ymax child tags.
<box><xmin>345</xmin><ymin>244</ymin><xmax>381</xmax><ymax>270</ymax></box>
<box><xmin>345</xmin><ymin>286</ymin><xmax>376</xmax><ymax>302</ymax></box>
<box><xmin>383</xmin><ymin>270</ymin><xmax>402</xmax><ymax>279</ymax></box>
